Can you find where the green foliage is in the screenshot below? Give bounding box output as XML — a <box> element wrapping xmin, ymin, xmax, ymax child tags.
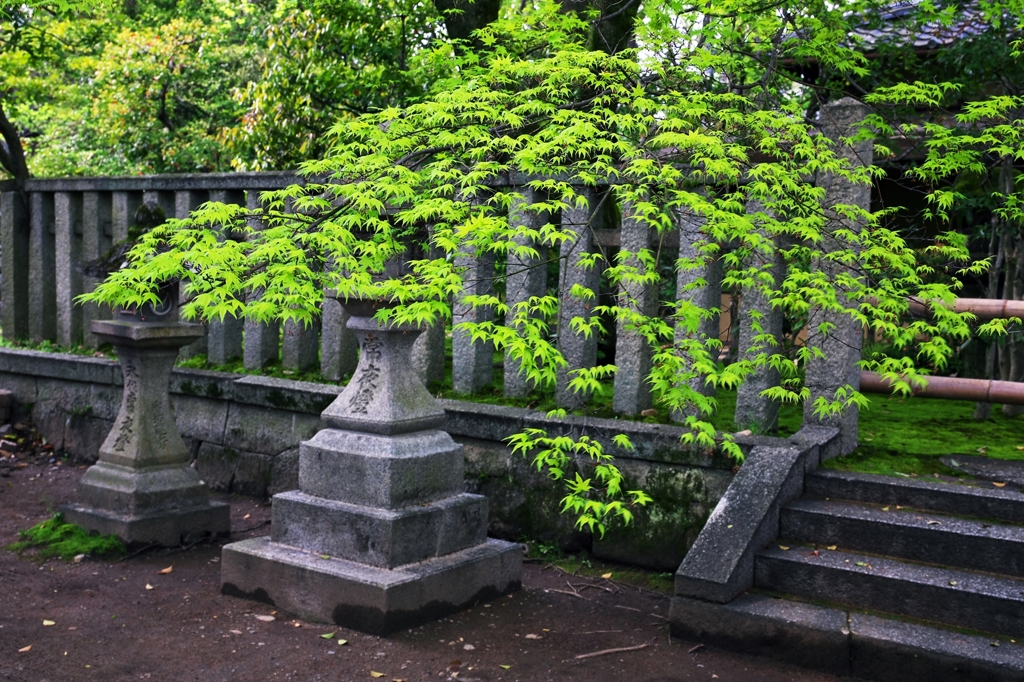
<box><xmin>7</xmin><ymin>513</ymin><xmax>126</xmax><ymax>561</ymax></box>
<box><xmin>508</xmin><ymin>427</ymin><xmax>652</xmax><ymax>536</ymax></box>
<box><xmin>80</xmin><ymin>0</ymin><xmax>1007</xmax><ymax>533</ymax></box>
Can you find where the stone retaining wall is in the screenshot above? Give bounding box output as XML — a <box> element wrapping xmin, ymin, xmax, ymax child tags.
<box><xmin>0</xmin><ymin>346</ymin><xmax>769</xmax><ymax>571</ymax></box>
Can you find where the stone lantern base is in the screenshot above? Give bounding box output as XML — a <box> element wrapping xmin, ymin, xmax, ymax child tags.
<box><xmin>63</xmin><ymin>320</ymin><xmax>229</xmax><ymax>546</ymax></box>
<box><xmin>220</xmin><ymin>303</ymin><xmax>521</xmax><ymax>634</ymax></box>
<box><xmin>222</xmin><ymin>536</ymin><xmax>520</xmax><ymax>635</ymax></box>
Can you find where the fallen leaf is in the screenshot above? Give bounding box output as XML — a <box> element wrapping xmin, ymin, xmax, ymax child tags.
<box><xmin>243</xmin><ymin>514</ymin><xmax>251</xmax><ymax>520</ymax></box>
<box><xmin>881</xmin><ymin>507</ymin><xmax>890</xmax><ymax>512</ymax></box>
<box><xmin>370</xmin><ymin>672</ymin><xmax>385</xmax><ymax>678</ymax></box>
<box><xmin>392</xmin><ymin>679</ymin><xmax>406</xmax><ymax>682</ymax></box>
<box><xmin>826</xmin><ymin>545</ymin><xmax>837</xmax><ymax>551</ymax></box>
<box><xmin>145</xmin><ymin>584</ymin><xmax>154</xmax><ymax>590</ymax></box>
<box><xmin>18</xmin><ymin>645</ymin><xmax>31</xmax><ymax>653</ymax></box>
<box><xmin>73</xmin><ymin>554</ymin><xmax>85</xmax><ymax>563</ymax></box>
<box><xmin>1017</xmin><ymin>446</ymin><xmax>1024</xmax><ymax>451</ymax></box>
<box><xmin>320</xmin><ymin>632</ymin><xmax>336</xmax><ymax>640</ymax></box>
<box><xmin>778</xmin><ymin>545</ymin><xmax>790</xmax><ymax>551</ymax></box>
<box><xmin>229</xmin><ymin>630</ymin><xmax>242</xmax><ymax>635</ymax></box>
<box><xmin>524</xmin><ymin>633</ymin><xmax>541</xmax><ymax>640</ymax></box>
<box><xmin>809</xmin><ymin>550</ymin><xmax>819</xmax><ymax>557</ymax></box>
<box><xmin>157</xmin><ymin>566</ymin><xmax>173</xmax><ymax>575</ymax></box>
<box><xmin>42</xmin><ymin>620</ymin><xmax>55</xmax><ymax>627</ymax></box>
<box><xmin>949</xmin><ymin>580</ymin><xmax>958</xmax><ymax>586</ymax></box>
<box><xmin>991</xmin><ymin>641</ymin><xmax>1000</xmax><ymax>647</ymax></box>
<box><xmin>855</xmin><ymin>562</ymin><xmax>868</xmax><ymax>567</ymax></box>
<box><xmin>601</xmin><ymin>572</ymin><xmax>612</xmax><ymax>579</ymax></box>
<box><xmin>255</xmin><ymin>615</ymin><xmax>275</xmax><ymax>622</ymax></box>
<box><xmin>463</xmin><ymin>644</ymin><xmax>475</xmax><ymax>650</ymax></box>
<box><xmin>927</xmin><ymin>520</ymin><xmax>942</xmax><ymax>526</ymax></box>
<box><xmin>499</xmin><ymin>665</ymin><xmax>512</xmax><ymax>670</ymax></box>
<box><xmin>993</xmin><ymin>482</ymin><xmax>1007</xmax><ymax>488</ymax></box>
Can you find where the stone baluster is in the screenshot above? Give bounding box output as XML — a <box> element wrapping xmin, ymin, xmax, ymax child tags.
<box><xmin>81</xmin><ymin>192</ymin><xmax>113</xmax><ymax>348</ymax></box>
<box><xmin>556</xmin><ymin>187</ymin><xmax>601</xmax><ymax>409</ymax></box>
<box><xmin>28</xmin><ymin>192</ymin><xmax>56</xmax><ymax>343</ymax></box>
<box><xmin>671</xmin><ymin>200</ymin><xmax>723</xmax><ymax>422</ymax></box>
<box><xmin>280</xmin><ymin>199</ymin><xmax>319</xmax><ymax>374</ymax></box>
<box><xmin>734</xmin><ymin>201</ymin><xmax>785</xmax><ymax>433</ymax></box>
<box><xmin>203</xmin><ymin>190</ymin><xmax>245</xmax><ymax>365</ymax></box>
<box><xmin>803</xmin><ymin>97</ymin><xmax>873</xmax><ymax>455</ymax></box>
<box><xmin>612</xmin><ymin>198</ymin><xmax>658</xmax><ymax>416</ymax></box>
<box><xmin>410</xmin><ymin>232</ymin><xmax>447</xmax><ymax>387</ymax></box>
<box><xmin>452</xmin><ymin>245</ymin><xmax>495</xmax><ymax>395</ymax></box>
<box><xmin>282</xmin><ymin>318</ymin><xmax>320</xmax><ymax>373</ymax></box>
<box><xmin>174</xmin><ymin>190</ymin><xmax>209</xmax><ymax>358</ymax></box>
<box><xmin>111</xmin><ymin>191</ymin><xmax>142</xmax><ymax>244</ymax></box>
<box><xmin>321</xmin><ymin>293</ymin><xmax>358</xmax><ymax>382</ymax></box>
<box><xmin>504</xmin><ymin>188</ymin><xmax>548</xmax><ymax>398</ymax></box>
<box><xmin>243</xmin><ymin>189</ymin><xmax>281</xmax><ymax>370</ymax></box>
<box><xmin>1</xmin><ymin>191</ymin><xmax>30</xmax><ymax>341</ymax></box>
<box><xmin>143</xmin><ymin>190</ymin><xmax>175</xmax><ymax>221</ymax></box>
<box><xmin>55</xmin><ymin>191</ymin><xmax>84</xmax><ymax>347</ymax></box>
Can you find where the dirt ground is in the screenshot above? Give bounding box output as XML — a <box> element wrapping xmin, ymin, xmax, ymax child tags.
<box><xmin>0</xmin><ymin>458</ymin><xmax>856</xmax><ymax>682</ymax></box>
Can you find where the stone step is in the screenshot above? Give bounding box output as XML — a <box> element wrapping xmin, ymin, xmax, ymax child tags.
<box><xmin>806</xmin><ymin>469</ymin><xmax>1024</xmax><ymax>523</ymax></box>
<box><xmin>756</xmin><ymin>544</ymin><xmax>1024</xmax><ymax>638</ymax></box>
<box><xmin>780</xmin><ymin>498</ymin><xmax>1024</xmax><ymax>576</ymax></box>
<box><xmin>670</xmin><ymin>592</ymin><xmax>1024</xmax><ymax>682</ymax></box>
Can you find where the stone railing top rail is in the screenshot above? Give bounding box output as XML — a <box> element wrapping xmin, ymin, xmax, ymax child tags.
<box><xmin>0</xmin><ymin>171</ymin><xmax>301</xmax><ymax>193</ymax></box>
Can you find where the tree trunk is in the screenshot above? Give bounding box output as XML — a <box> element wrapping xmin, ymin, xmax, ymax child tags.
<box><xmin>432</xmin><ymin>0</ymin><xmax>502</xmax><ymax>54</ymax></box>
<box><xmin>561</xmin><ymin>0</ymin><xmax>639</xmax><ymax>55</ymax></box>
<box><xmin>0</xmin><ymin>98</ymin><xmax>29</xmax><ymax>190</ymax></box>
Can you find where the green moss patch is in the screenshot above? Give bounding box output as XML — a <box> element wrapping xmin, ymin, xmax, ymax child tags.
<box><xmin>7</xmin><ymin>514</ymin><xmax>126</xmax><ymax>561</ymax></box>
<box><xmin>824</xmin><ymin>395</ymin><xmax>1024</xmax><ymax>478</ymax></box>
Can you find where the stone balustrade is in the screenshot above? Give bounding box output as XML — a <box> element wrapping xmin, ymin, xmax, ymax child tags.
<box><xmin>0</xmin><ymin>99</ymin><xmax>872</xmax><ymax>450</ymax></box>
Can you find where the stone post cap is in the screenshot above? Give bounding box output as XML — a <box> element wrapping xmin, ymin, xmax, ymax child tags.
<box><xmin>90</xmin><ymin>319</ymin><xmax>205</xmax><ymax>349</ymax></box>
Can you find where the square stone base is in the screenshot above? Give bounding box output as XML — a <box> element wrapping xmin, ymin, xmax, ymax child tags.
<box><xmin>221</xmin><ymin>536</ymin><xmax>522</xmax><ymax>635</ymax></box>
<box><xmin>62</xmin><ymin>501</ymin><xmax>230</xmax><ymax>547</ymax></box>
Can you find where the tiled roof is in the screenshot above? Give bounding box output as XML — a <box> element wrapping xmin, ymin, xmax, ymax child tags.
<box><xmin>850</xmin><ymin>2</ymin><xmax>993</xmax><ymax>50</ymax></box>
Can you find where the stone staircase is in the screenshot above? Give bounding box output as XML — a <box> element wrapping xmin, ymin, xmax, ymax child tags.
<box><xmin>672</xmin><ymin>460</ymin><xmax>1024</xmax><ymax>681</ymax></box>
<box><xmin>758</xmin><ymin>469</ymin><xmax>1024</xmax><ymax>641</ymax></box>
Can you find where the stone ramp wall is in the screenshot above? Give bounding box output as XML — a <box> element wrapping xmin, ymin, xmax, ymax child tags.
<box><xmin>0</xmin><ymin>346</ymin><xmax>756</xmax><ymax>571</ymax></box>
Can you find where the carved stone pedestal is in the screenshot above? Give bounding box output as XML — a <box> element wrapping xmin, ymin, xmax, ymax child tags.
<box><xmin>221</xmin><ymin>300</ymin><xmax>521</xmax><ymax>635</ymax></box>
<box><xmin>63</xmin><ymin>320</ymin><xmax>230</xmax><ymax>546</ymax></box>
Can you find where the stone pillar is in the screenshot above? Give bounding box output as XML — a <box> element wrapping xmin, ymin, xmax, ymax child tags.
<box><xmin>320</xmin><ymin>293</ymin><xmax>358</xmax><ymax>382</ymax></box>
<box><xmin>63</xmin><ymin>317</ymin><xmax>229</xmax><ymax>546</ymax></box>
<box><xmin>28</xmin><ymin>192</ymin><xmax>56</xmax><ymax>343</ymax></box>
<box><xmin>613</xmin><ymin>199</ymin><xmax>658</xmax><ymax>416</ymax></box>
<box><xmin>174</xmin><ymin>190</ymin><xmax>209</xmax><ymax>358</ymax></box>
<box><xmin>81</xmin><ymin>192</ymin><xmax>113</xmax><ymax>348</ymax></box>
<box><xmin>410</xmin><ymin>234</ymin><xmax>447</xmax><ymax>387</ymax></box>
<box><xmin>411</xmin><ymin>315</ymin><xmax>446</xmax><ymax>387</ymax></box>
<box><xmin>1</xmin><ymin>191</ymin><xmax>30</xmax><ymax>341</ymax></box>
<box><xmin>111</xmin><ymin>191</ymin><xmax>142</xmax><ymax>244</ymax></box>
<box><xmin>55</xmin><ymin>192</ymin><xmax>84</xmax><ymax>347</ymax></box>
<box><xmin>243</xmin><ymin>190</ymin><xmax>281</xmax><ymax>370</ymax></box>
<box><xmin>504</xmin><ymin>189</ymin><xmax>548</xmax><ymax>398</ymax></box>
<box><xmin>556</xmin><ymin>187</ymin><xmax>600</xmax><ymax>409</ymax></box>
<box><xmin>282</xmin><ymin>318</ymin><xmax>320</xmax><ymax>373</ymax></box>
<box><xmin>803</xmin><ymin>97</ymin><xmax>873</xmax><ymax>455</ymax></box>
<box><xmin>205</xmin><ymin>190</ymin><xmax>245</xmax><ymax>365</ymax></box>
<box><xmin>452</xmin><ymin>249</ymin><xmax>495</xmax><ymax>394</ymax></box>
<box><xmin>671</xmin><ymin>202</ymin><xmax>723</xmax><ymax>422</ymax></box>
<box><xmin>220</xmin><ymin>298</ymin><xmax>521</xmax><ymax>635</ymax></box>
<box><xmin>734</xmin><ymin>202</ymin><xmax>785</xmax><ymax>434</ymax></box>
